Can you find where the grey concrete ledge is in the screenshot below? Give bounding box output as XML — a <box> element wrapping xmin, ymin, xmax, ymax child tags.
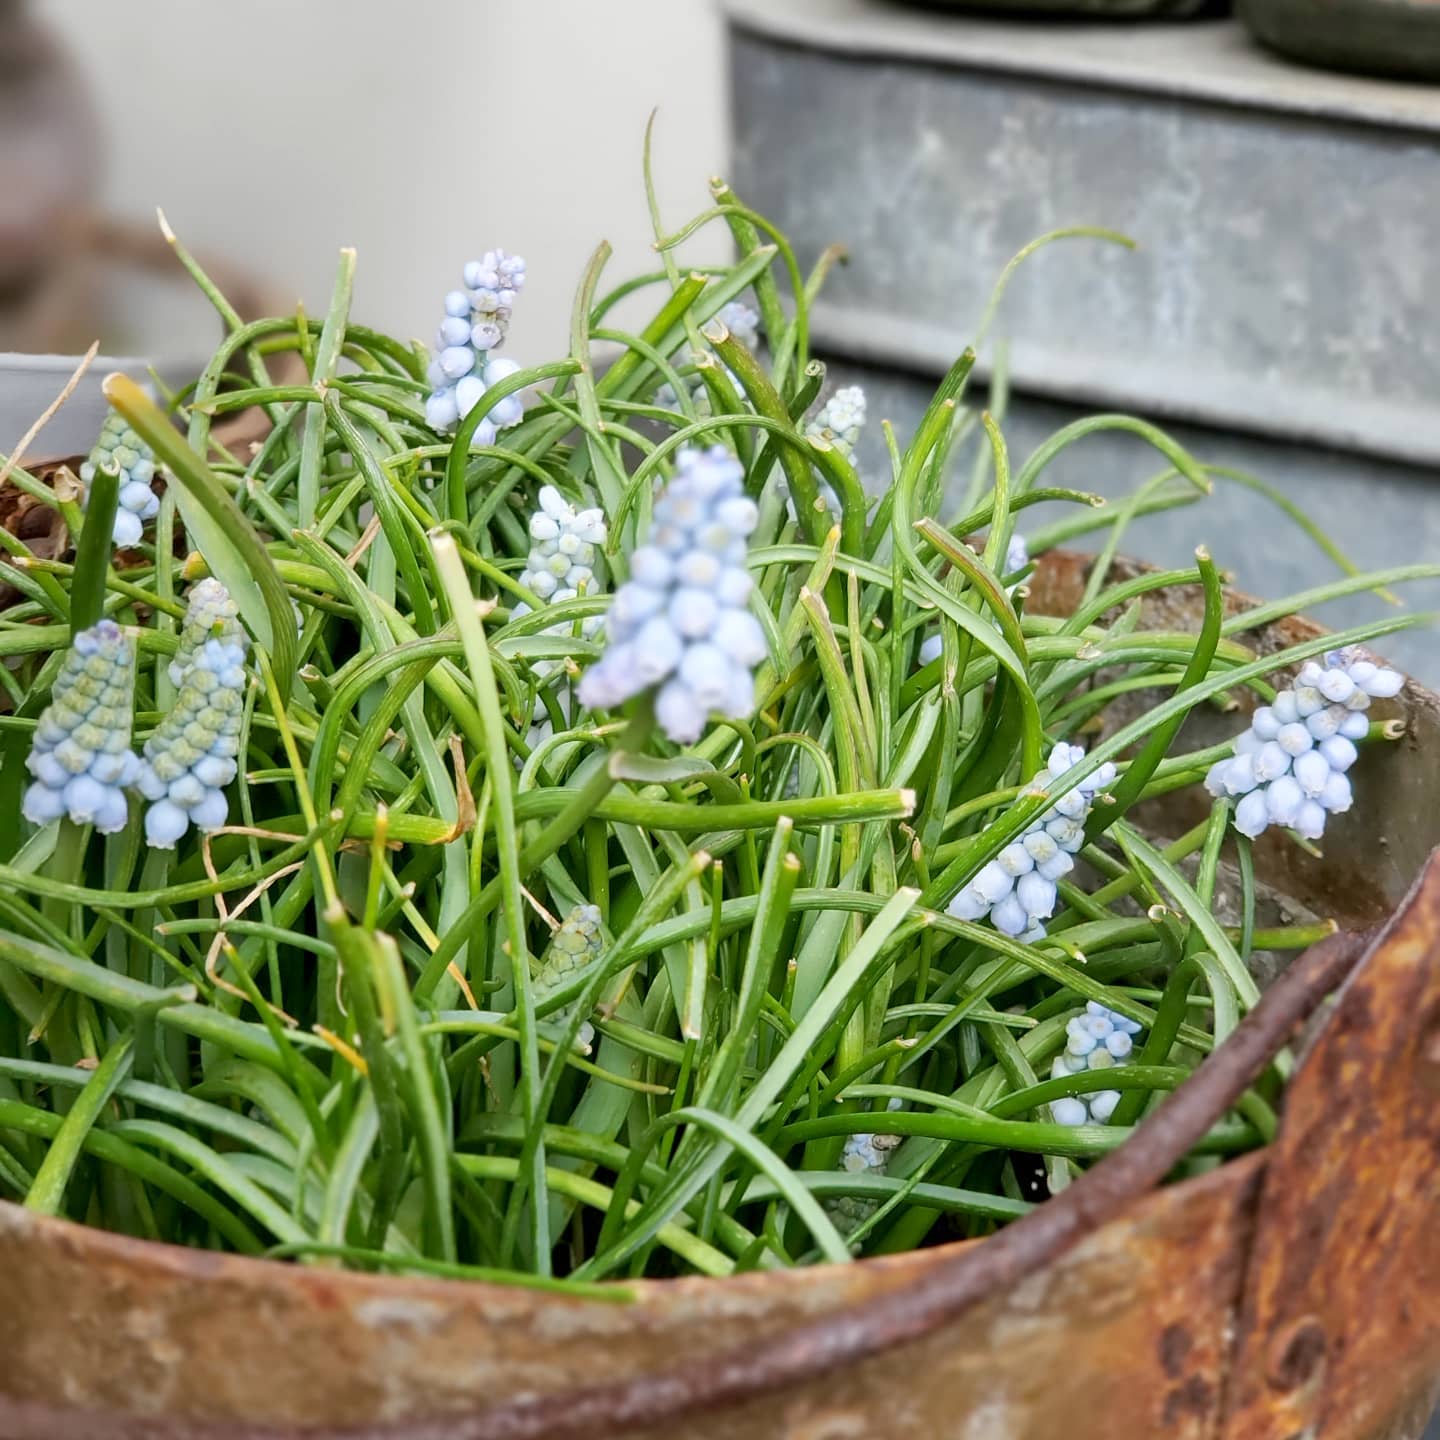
<box><xmin>805</xmin><ymin>298</ymin><xmax>1440</xmax><ymax>471</ymax></box>
<box><xmin>728</xmin><ymin>17</ymin><xmax>1440</xmax><ymax>472</ymax></box>
<box><xmin>723</xmin><ymin>0</ymin><xmax>1440</xmax><ymax>135</ymax></box>
<box><xmin>821</xmin><ymin>355</ymin><xmax>1440</xmax><ymax>684</ymax></box>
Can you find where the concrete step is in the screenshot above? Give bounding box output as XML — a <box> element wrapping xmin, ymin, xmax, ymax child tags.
<box><xmin>725</xmin><ymin>0</ymin><xmax>1440</xmax><ymax>681</ymax></box>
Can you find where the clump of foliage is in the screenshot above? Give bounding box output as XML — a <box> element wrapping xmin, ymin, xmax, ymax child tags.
<box><xmin>0</xmin><ymin>170</ymin><xmax>1428</xmax><ymax>1294</ymax></box>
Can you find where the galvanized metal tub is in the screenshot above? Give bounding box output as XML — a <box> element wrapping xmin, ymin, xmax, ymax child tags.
<box><xmin>2</xmin><ymin>553</ymin><xmax>1438</xmax><ymax>1440</ymax></box>
<box><xmin>1240</xmin><ymin>0</ymin><xmax>1440</xmax><ymax>80</ymax></box>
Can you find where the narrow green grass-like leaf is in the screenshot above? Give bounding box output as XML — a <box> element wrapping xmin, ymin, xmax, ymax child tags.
<box><xmin>69</xmin><ymin>463</ymin><xmax>118</xmax><ymax>636</ymax></box>
<box><xmin>1112</xmin><ymin>824</ymin><xmax>1260</xmax><ymax>1011</ymax></box>
<box><xmin>102</xmin><ymin>373</ymin><xmax>296</xmax><ymax>698</ymax></box>
<box><xmin>24</xmin><ymin>1034</ymin><xmax>133</xmax><ymax>1215</ymax></box>
<box><xmin>586</xmin><ymin>887</ymin><xmax>917</xmax><ymax>1279</ymax></box>
<box><xmin>0</xmin><ymin>1099</ymin><xmax>264</xmax><ymax>1253</ymax></box>
<box><xmin>298</xmin><ymin>248</ymin><xmax>356</xmax><ymax>529</ymax></box>
<box><xmin>432</xmin><ymin>534</ymin><xmax>546</xmax><ymax>1268</ymax></box>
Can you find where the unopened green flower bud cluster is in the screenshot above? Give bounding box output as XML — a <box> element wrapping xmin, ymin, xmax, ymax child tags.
<box><xmin>531</xmin><ymin>903</ymin><xmax>606</xmax><ymax>1051</ymax></box>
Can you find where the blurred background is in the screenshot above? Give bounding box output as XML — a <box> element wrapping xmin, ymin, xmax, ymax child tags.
<box><xmin>33</xmin><ymin>0</ymin><xmax>730</xmax><ymax>355</ymax></box>
<box><xmin>3</xmin><ymin>0</ymin><xmax>1437</xmax><ymax>688</ymax></box>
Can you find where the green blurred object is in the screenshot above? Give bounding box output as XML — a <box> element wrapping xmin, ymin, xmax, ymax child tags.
<box><xmin>1240</xmin><ymin>0</ymin><xmax>1440</xmax><ymax>80</ymax></box>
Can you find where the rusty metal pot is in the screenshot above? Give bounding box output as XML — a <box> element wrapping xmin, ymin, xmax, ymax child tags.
<box><xmin>2</xmin><ymin>554</ymin><xmax>1438</xmax><ymax>1440</ymax></box>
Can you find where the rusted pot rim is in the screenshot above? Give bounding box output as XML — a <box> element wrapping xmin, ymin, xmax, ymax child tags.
<box><xmin>0</xmin><ymin>918</ymin><xmax>1385</xmax><ymax>1440</ymax></box>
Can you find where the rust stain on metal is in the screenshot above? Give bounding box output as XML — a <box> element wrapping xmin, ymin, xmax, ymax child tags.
<box><xmin>1161</xmin><ymin>1323</ymin><xmax>1195</xmax><ymax>1379</ymax></box>
<box><xmin>0</xmin><ymin>926</ymin><xmax>1372</xmax><ymax>1440</ymax></box>
<box><xmin>1219</xmin><ymin>852</ymin><xmax>1440</xmax><ymax>1440</ymax></box>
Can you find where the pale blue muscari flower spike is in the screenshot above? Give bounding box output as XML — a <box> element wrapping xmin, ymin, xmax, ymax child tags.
<box><xmin>512</xmin><ymin>486</ymin><xmax>608</xmax><ymax>745</ymax></box>
<box><xmin>22</xmin><ymin>620</ymin><xmax>138</xmax><ymax>833</ymax></box>
<box><xmin>826</xmin><ymin>1099</ymin><xmax>904</xmax><ymax>1236</ymax></box>
<box><xmin>804</xmin><ymin>385</ymin><xmax>867</xmax><ymax>459</ymax></box>
<box><xmin>167</xmin><ymin>577</ymin><xmax>243</xmax><ymax>688</ymax></box>
<box><xmin>136</xmin><ymin>584</ymin><xmax>249</xmax><ymax>848</ymax></box>
<box><xmin>424</xmin><ymin>250</ymin><xmax>527</xmax><ymax>436</ymax></box>
<box><xmin>1049</xmin><ymin>1002</ymin><xmax>1144</xmax><ymax>1126</ymax></box>
<box><xmin>578</xmin><ymin>445</ymin><xmax>762</xmax><ymax>744</ymax></box>
<box><xmin>465</xmin><ymin>250</ymin><xmax>527</xmax><ymax>348</ymax></box>
<box><xmin>79</xmin><ymin>412</ymin><xmax>158</xmax><ymax>548</ymax></box>
<box><xmin>532</xmin><ymin>903</ymin><xmax>605</xmax><ymax>1052</ymax></box>
<box><xmin>716</xmin><ymin>300</ymin><xmax>761</xmax><ymax>353</ymax></box>
<box><xmin>789</xmin><ymin>384</ymin><xmax>868</xmax><ymax>522</ymax></box>
<box><xmin>946</xmin><ymin>742</ymin><xmax>1118</xmax><ymax>940</ymax></box>
<box><xmin>1205</xmin><ymin>647</ymin><xmax>1402</xmax><ymax>842</ymax></box>
<box><xmin>513</xmin><ymin>486</ymin><xmax>607</xmax><ymax>620</ymax></box>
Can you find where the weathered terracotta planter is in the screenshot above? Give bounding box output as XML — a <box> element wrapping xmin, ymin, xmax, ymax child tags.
<box><xmin>2</xmin><ymin>554</ymin><xmax>1438</xmax><ymax>1440</ymax></box>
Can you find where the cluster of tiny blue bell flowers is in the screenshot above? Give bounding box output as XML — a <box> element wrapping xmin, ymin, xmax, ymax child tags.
<box><xmin>826</xmin><ymin>1099</ymin><xmax>904</xmax><ymax>1236</ymax></box>
<box><xmin>424</xmin><ymin>250</ymin><xmax>526</xmax><ymax>438</ymax></box>
<box><xmin>946</xmin><ymin>743</ymin><xmax>1117</xmax><ymax>940</ymax></box>
<box><xmin>919</xmin><ymin>534</ymin><xmax>1029</xmax><ymax>667</ymax></box>
<box><xmin>1204</xmin><ymin>648</ymin><xmax>1402</xmax><ymax>841</ymax></box>
<box><xmin>805</xmin><ymin>385</ymin><xmax>866</xmax><ymax>456</ymax></box>
<box><xmin>531</xmin><ymin>903</ymin><xmax>605</xmax><ymax>1052</ymax></box>
<box><xmin>715</xmin><ymin>299</ymin><xmax>760</xmax><ymax>354</ymax></box>
<box><xmin>1049</xmin><ymin>1003</ymin><xmax>1144</xmax><ymax>1126</ymax></box>
<box><xmin>136</xmin><ymin>582</ymin><xmax>249</xmax><ymax>848</ymax></box>
<box><xmin>80</xmin><ymin>412</ymin><xmax>158</xmax><ymax>548</ymax></box>
<box><xmin>514</xmin><ymin>486</ymin><xmax>607</xmax><ymax>619</ymax></box>
<box><xmin>792</xmin><ymin>384</ymin><xmax>867</xmax><ymax>520</ymax></box>
<box><xmin>512</xmin><ymin>487</ymin><xmax>609</xmax><ymax>742</ymax></box>
<box><xmin>578</xmin><ymin>446</ymin><xmax>762</xmax><ymax>744</ymax></box>
<box><xmin>22</xmin><ymin>620</ymin><xmax>138</xmax><ymax>833</ymax></box>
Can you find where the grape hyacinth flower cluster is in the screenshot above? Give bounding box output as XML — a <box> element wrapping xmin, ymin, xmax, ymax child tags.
<box><xmin>578</xmin><ymin>446</ymin><xmax>762</xmax><ymax>744</ymax></box>
<box><xmin>22</xmin><ymin>620</ymin><xmax>138</xmax><ymax>833</ymax></box>
<box><xmin>919</xmin><ymin>533</ymin><xmax>1029</xmax><ymax>667</ymax></box>
<box><xmin>514</xmin><ymin>486</ymin><xmax>608</xmax><ymax>623</ymax></box>
<box><xmin>79</xmin><ymin>412</ymin><xmax>158</xmax><ymax>548</ymax></box>
<box><xmin>826</xmin><ymin>1100</ymin><xmax>904</xmax><ymax>1236</ymax></box>
<box><xmin>531</xmin><ymin>903</ymin><xmax>605</xmax><ymax>1051</ymax></box>
<box><xmin>946</xmin><ymin>743</ymin><xmax>1117</xmax><ymax>939</ymax></box>
<box><xmin>512</xmin><ymin>487</ymin><xmax>608</xmax><ymax>743</ymax></box>
<box><xmin>136</xmin><ymin>584</ymin><xmax>249</xmax><ymax>848</ymax></box>
<box><xmin>715</xmin><ymin>299</ymin><xmax>760</xmax><ymax>354</ymax></box>
<box><xmin>1205</xmin><ymin>648</ymin><xmax>1403</xmax><ymax>841</ymax></box>
<box><xmin>167</xmin><ymin>578</ymin><xmax>242</xmax><ymax>685</ymax></box>
<box><xmin>1003</xmin><ymin>532</ymin><xmax>1031</xmax><ymax>583</ymax></box>
<box><xmin>1049</xmin><ymin>1003</ymin><xmax>1144</xmax><ymax>1126</ymax></box>
<box><xmin>790</xmin><ymin>384</ymin><xmax>867</xmax><ymax>521</ymax></box>
<box><xmin>424</xmin><ymin>250</ymin><xmax>527</xmax><ymax>436</ymax></box>
<box><xmin>805</xmin><ymin>385</ymin><xmax>867</xmax><ymax>457</ymax></box>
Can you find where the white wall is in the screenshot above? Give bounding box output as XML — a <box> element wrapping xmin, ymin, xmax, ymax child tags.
<box><xmin>46</xmin><ymin>0</ymin><xmax>730</xmax><ymax>358</ymax></box>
